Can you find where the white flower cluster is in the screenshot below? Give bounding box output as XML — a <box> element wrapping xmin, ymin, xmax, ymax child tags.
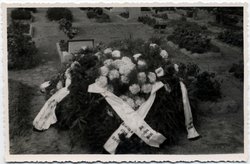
<box><xmin>141</xmin><ymin>83</ymin><xmax>152</xmax><ymax>94</ymax></box>
<box><xmin>129</xmin><ymin>84</ymin><xmax>140</xmax><ymax>95</ymax></box>
<box><xmin>104</xmin><ymin>59</ymin><xmax>113</xmax><ymax>67</ymax></box>
<box><xmin>119</xmin><ymin>57</ymin><xmax>135</xmax><ymax>76</ymax></box>
<box><xmin>109</xmin><ymin>69</ymin><xmax>119</xmax><ymax>81</ymax></box>
<box><xmin>137</xmin><ymin>72</ymin><xmax>147</xmax><ymax>84</ymax></box>
<box><xmin>119</xmin><ymin>95</ymin><xmax>136</xmax><ymax>109</ymax></box>
<box><xmin>100</xmin><ymin>66</ymin><xmax>109</xmax><ymax>76</ymax></box>
<box><xmin>95</xmin><ymin>76</ymin><xmax>108</xmax><ymax>88</ymax></box>
<box><xmin>147</xmin><ymin>72</ymin><xmax>156</xmax><ymax>84</ymax></box>
<box><xmin>135</xmin><ymin>96</ymin><xmax>145</xmax><ymax>108</ymax></box>
<box><xmin>160</xmin><ymin>50</ymin><xmax>169</xmax><ymax>60</ymax></box>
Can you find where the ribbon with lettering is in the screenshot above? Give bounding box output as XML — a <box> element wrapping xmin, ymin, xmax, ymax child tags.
<box><xmin>180</xmin><ymin>81</ymin><xmax>200</xmax><ymax>139</ymax></box>
<box><xmin>33</xmin><ymin>69</ymin><xmax>71</xmax><ymax>131</ymax></box>
<box><xmin>88</xmin><ymin>82</ymin><xmax>166</xmax><ymax>153</ymax></box>
<box><xmin>103</xmin><ymin>82</ymin><xmax>165</xmax><ymax>154</ymax></box>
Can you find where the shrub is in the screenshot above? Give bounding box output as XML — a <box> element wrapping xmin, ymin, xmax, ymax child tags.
<box><xmin>93</xmin><ymin>8</ymin><xmax>103</xmax><ymax>15</ymax></box>
<box><xmin>194</xmin><ymin>71</ymin><xmax>221</xmax><ymax>101</ymax></box>
<box><xmin>217</xmin><ymin>29</ymin><xmax>243</xmax><ymax>48</ymax></box>
<box><xmin>11</xmin><ymin>9</ymin><xmax>32</xmax><ymax>20</ymax></box>
<box><xmin>212</xmin><ymin>7</ymin><xmax>239</xmax><ymax>26</ymax></box>
<box><xmin>167</xmin><ymin>25</ymin><xmax>220</xmax><ymax>54</ymax></box>
<box><xmin>119</xmin><ymin>12</ymin><xmax>129</xmax><ymax>19</ymax></box>
<box><xmin>186</xmin><ymin>11</ymin><xmax>193</xmax><ymax>17</ymax></box>
<box><xmin>8</xmin><ymin>23</ymin><xmax>30</xmax><ymax>34</ymax></box>
<box><xmin>8</xmin><ymin>21</ymin><xmax>37</xmax><ymax>69</ymax></box>
<box><xmin>152</xmin><ymin>13</ymin><xmax>168</xmax><ymax>20</ymax></box>
<box><xmin>59</xmin><ymin>40</ymin><xmax>68</xmax><ymax>51</ymax></box>
<box><xmin>138</xmin><ymin>15</ymin><xmax>157</xmax><ymax>27</ymax></box>
<box><xmin>86</xmin><ymin>11</ymin><xmax>97</xmax><ymax>19</ymax></box>
<box><xmin>46</xmin><ymin>8</ymin><xmax>73</xmax><ymax>21</ymax></box>
<box><xmin>95</xmin><ymin>13</ymin><xmax>110</xmax><ymax>22</ymax></box>
<box><xmin>58</xmin><ymin>19</ymin><xmax>77</xmax><ymax>39</ymax></box>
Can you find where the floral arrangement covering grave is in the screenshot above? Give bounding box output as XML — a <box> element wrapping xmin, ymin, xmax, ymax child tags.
<box><xmin>34</xmin><ymin>38</ymin><xmax>201</xmax><ymax>154</ymax></box>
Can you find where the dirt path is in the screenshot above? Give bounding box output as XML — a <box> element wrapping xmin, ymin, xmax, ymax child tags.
<box><xmin>8</xmin><ymin>8</ymin><xmax>244</xmax><ymax>154</ymax></box>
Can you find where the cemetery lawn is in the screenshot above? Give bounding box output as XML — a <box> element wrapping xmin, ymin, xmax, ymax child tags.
<box><xmin>8</xmin><ymin>8</ymin><xmax>244</xmax><ymax>154</ymax></box>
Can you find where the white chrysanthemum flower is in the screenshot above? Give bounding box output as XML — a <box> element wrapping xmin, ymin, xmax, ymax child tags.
<box><xmin>174</xmin><ymin>64</ymin><xmax>179</xmax><ymax>73</ymax></box>
<box><xmin>104</xmin><ymin>48</ymin><xmax>112</xmax><ymax>54</ymax></box>
<box><xmin>113</xmin><ymin>59</ymin><xmax>125</xmax><ymax>69</ymax></box>
<box><xmin>109</xmin><ymin>69</ymin><xmax>120</xmax><ymax>81</ymax></box>
<box><xmin>112</xmin><ymin>50</ymin><xmax>121</xmax><ymax>58</ymax></box>
<box><xmin>149</xmin><ymin>43</ymin><xmax>157</xmax><ymax>48</ymax></box>
<box><xmin>105</xmin><ymin>84</ymin><xmax>114</xmax><ymax>93</ymax></box>
<box><xmin>119</xmin><ymin>65</ymin><xmax>132</xmax><ymax>75</ymax></box>
<box><xmin>126</xmin><ymin>98</ymin><xmax>136</xmax><ymax>109</ymax></box>
<box><xmin>160</xmin><ymin>50</ymin><xmax>169</xmax><ymax>59</ymax></box>
<box><xmin>141</xmin><ymin>83</ymin><xmax>152</xmax><ymax>94</ymax></box>
<box><xmin>138</xmin><ymin>72</ymin><xmax>147</xmax><ymax>84</ymax></box>
<box><xmin>103</xmin><ymin>59</ymin><xmax>113</xmax><ymax>67</ymax></box>
<box><xmin>147</xmin><ymin>72</ymin><xmax>156</xmax><ymax>84</ymax></box>
<box><xmin>129</xmin><ymin>84</ymin><xmax>140</xmax><ymax>95</ymax></box>
<box><xmin>135</xmin><ymin>96</ymin><xmax>146</xmax><ymax>107</ymax></box>
<box><xmin>133</xmin><ymin>53</ymin><xmax>141</xmax><ymax>61</ymax></box>
<box><xmin>95</xmin><ymin>76</ymin><xmax>108</xmax><ymax>88</ymax></box>
<box><xmin>121</xmin><ymin>56</ymin><xmax>132</xmax><ymax>63</ymax></box>
<box><xmin>100</xmin><ymin>66</ymin><xmax>109</xmax><ymax>76</ymax></box>
<box><xmin>137</xmin><ymin>60</ymin><xmax>147</xmax><ymax>69</ymax></box>
<box><xmin>121</xmin><ymin>75</ymin><xmax>130</xmax><ymax>84</ymax></box>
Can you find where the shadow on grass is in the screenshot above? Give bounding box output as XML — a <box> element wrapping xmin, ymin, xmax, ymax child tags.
<box><xmin>8</xmin><ymin>79</ymin><xmax>34</xmax><ymax>140</ymax></box>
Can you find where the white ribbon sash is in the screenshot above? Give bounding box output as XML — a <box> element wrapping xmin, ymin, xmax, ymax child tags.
<box><xmin>88</xmin><ymin>82</ymin><xmax>166</xmax><ymax>153</ymax></box>
<box><xmin>103</xmin><ymin>82</ymin><xmax>165</xmax><ymax>154</ymax></box>
<box><xmin>33</xmin><ymin>76</ymin><xmax>71</xmax><ymax>131</ymax></box>
<box><xmin>180</xmin><ymin>81</ymin><xmax>200</xmax><ymax>139</ymax></box>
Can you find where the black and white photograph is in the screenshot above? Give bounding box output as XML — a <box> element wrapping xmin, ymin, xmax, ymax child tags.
<box><xmin>3</xmin><ymin>2</ymin><xmax>248</xmax><ymax>162</ymax></box>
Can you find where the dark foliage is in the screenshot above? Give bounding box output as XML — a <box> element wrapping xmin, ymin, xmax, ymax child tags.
<box><xmin>87</xmin><ymin>11</ymin><xmax>110</xmax><ymax>22</ymax></box>
<box><xmin>119</xmin><ymin>12</ymin><xmax>129</xmax><ymax>19</ymax></box>
<box><xmin>138</xmin><ymin>15</ymin><xmax>157</xmax><ymax>27</ymax></box>
<box><xmin>152</xmin><ymin>13</ymin><xmax>168</xmax><ymax>20</ymax></box>
<box><xmin>8</xmin><ymin>23</ymin><xmax>30</xmax><ymax>34</ymax></box>
<box><xmin>186</xmin><ymin>11</ymin><xmax>193</xmax><ymax>17</ymax></box>
<box><xmin>46</xmin><ymin>8</ymin><xmax>73</xmax><ymax>21</ymax></box>
<box><xmin>167</xmin><ymin>23</ymin><xmax>220</xmax><ymax>54</ymax></box>
<box><xmin>7</xmin><ymin>21</ymin><xmax>37</xmax><ymax>69</ymax></box>
<box><xmin>11</xmin><ymin>9</ymin><xmax>32</xmax><ymax>20</ymax></box>
<box><xmin>194</xmin><ymin>72</ymin><xmax>221</xmax><ymax>101</ymax></box>
<box><xmin>58</xmin><ymin>19</ymin><xmax>77</xmax><ymax>39</ymax></box>
<box><xmin>229</xmin><ymin>60</ymin><xmax>243</xmax><ymax>81</ymax></box>
<box><xmin>217</xmin><ymin>29</ymin><xmax>243</xmax><ymax>48</ymax></box>
<box><xmin>211</xmin><ymin>7</ymin><xmax>240</xmax><ymax>26</ymax></box>
<box><xmin>86</xmin><ymin>11</ymin><xmax>97</xmax><ymax>19</ymax></box>
<box><xmin>59</xmin><ymin>40</ymin><xmax>68</xmax><ymax>52</ymax></box>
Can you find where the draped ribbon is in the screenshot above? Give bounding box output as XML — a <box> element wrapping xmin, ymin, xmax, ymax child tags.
<box><xmin>88</xmin><ymin>82</ymin><xmax>166</xmax><ymax>154</ymax></box>
<box><xmin>180</xmin><ymin>81</ymin><xmax>200</xmax><ymax>139</ymax></box>
<box><xmin>103</xmin><ymin>82</ymin><xmax>165</xmax><ymax>154</ymax></box>
<box><xmin>33</xmin><ymin>71</ymin><xmax>71</xmax><ymax>131</ymax></box>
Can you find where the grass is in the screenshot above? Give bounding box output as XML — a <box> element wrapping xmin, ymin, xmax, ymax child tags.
<box><xmin>9</xmin><ymin>79</ymin><xmax>34</xmax><ymax>140</ymax></box>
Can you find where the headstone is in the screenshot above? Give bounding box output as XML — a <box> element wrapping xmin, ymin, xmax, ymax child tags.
<box><xmin>127</xmin><ymin>7</ymin><xmax>141</xmax><ymax>22</ymax></box>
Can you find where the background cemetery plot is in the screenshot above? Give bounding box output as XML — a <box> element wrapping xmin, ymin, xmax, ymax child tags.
<box><xmin>7</xmin><ymin>7</ymin><xmax>244</xmax><ymax>155</ymax></box>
